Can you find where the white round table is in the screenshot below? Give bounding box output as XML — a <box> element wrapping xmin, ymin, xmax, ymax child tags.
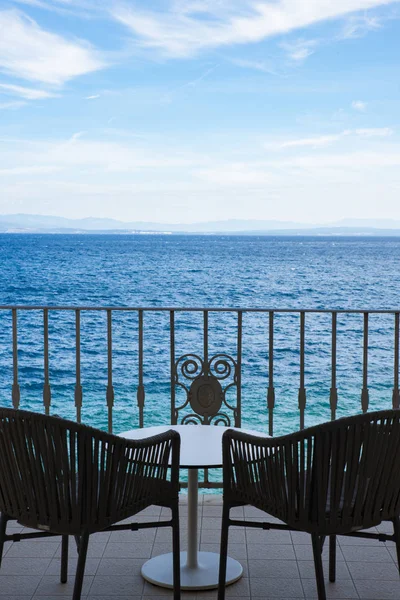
<box><xmin>120</xmin><ymin>424</ymin><xmax>266</xmax><ymax>591</ymax></box>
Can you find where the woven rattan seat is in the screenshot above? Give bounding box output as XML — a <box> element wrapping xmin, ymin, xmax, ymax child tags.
<box><xmin>218</xmin><ymin>410</ymin><xmax>400</xmax><ymax>600</ymax></box>
<box><xmin>0</xmin><ymin>408</ymin><xmax>181</xmax><ymax>599</ymax></box>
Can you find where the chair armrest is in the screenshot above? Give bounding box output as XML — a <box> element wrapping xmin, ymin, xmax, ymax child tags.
<box><xmin>222</xmin><ymin>429</ymin><xmax>310</xmax><ymax>523</ymax></box>
<box><xmin>84</xmin><ymin>429</ymin><xmax>181</xmax><ymax>528</ymax></box>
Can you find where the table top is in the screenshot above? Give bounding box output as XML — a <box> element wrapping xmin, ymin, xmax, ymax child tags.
<box><xmin>119</xmin><ymin>424</ymin><xmax>268</xmax><ymax>469</ymax></box>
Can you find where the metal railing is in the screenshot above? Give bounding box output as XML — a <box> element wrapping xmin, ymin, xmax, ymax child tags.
<box><xmin>1</xmin><ymin>305</ymin><xmax>399</xmax><ymax>488</ymax></box>
<box><xmin>1</xmin><ymin>305</ymin><xmax>399</xmax><ymax>428</ymax></box>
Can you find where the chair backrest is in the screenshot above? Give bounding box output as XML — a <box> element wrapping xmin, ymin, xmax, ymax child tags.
<box><xmin>223</xmin><ymin>410</ymin><xmax>400</xmax><ymax>535</ymax></box>
<box><xmin>0</xmin><ymin>408</ymin><xmax>179</xmax><ymax>535</ymax></box>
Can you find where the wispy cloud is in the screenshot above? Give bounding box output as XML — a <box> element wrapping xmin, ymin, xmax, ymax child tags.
<box><xmin>0</xmin><ymin>165</ymin><xmax>62</xmax><ymax>176</ymax></box>
<box><xmin>354</xmin><ymin>127</ymin><xmax>393</xmax><ymax>137</ymax></box>
<box><xmin>230</xmin><ymin>58</ymin><xmax>279</xmax><ymax>75</ymax></box>
<box><xmin>159</xmin><ymin>63</ymin><xmax>219</xmax><ymax>103</ymax></box>
<box><xmin>185</xmin><ymin>64</ymin><xmax>219</xmax><ymax>87</ymax></box>
<box><xmin>340</xmin><ymin>14</ymin><xmax>383</xmax><ymax>39</ymax></box>
<box><xmin>112</xmin><ymin>1</ymin><xmax>397</xmax><ymax>58</ymax></box>
<box><xmin>352</xmin><ymin>100</ymin><xmax>367</xmax><ymax>111</ymax></box>
<box><xmin>0</xmin><ymin>100</ymin><xmax>26</xmax><ymax>109</ymax></box>
<box><xmin>272</xmin><ymin>127</ymin><xmax>393</xmax><ymax>149</ymax></box>
<box><xmin>85</xmin><ymin>94</ymin><xmax>100</xmax><ymax>99</ymax></box>
<box><xmin>0</xmin><ymin>83</ymin><xmax>57</xmax><ymax>99</ymax></box>
<box><xmin>0</xmin><ymin>10</ymin><xmax>106</xmax><ymax>85</ymax></box>
<box><xmin>279</xmin><ymin>39</ymin><xmax>317</xmax><ymax>62</ymax></box>
<box><xmin>279</xmin><ymin>133</ymin><xmax>343</xmax><ymax>149</ymax></box>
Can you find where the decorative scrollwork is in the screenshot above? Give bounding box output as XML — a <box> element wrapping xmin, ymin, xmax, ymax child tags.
<box><xmin>181</xmin><ymin>414</ymin><xmax>203</xmax><ymax>425</ymax></box>
<box><xmin>208</xmin><ymin>354</ymin><xmax>236</xmax><ymax>381</ymax></box>
<box><xmin>173</xmin><ymin>351</ymin><xmax>239</xmax><ymax>426</ymax></box>
<box><xmin>175</xmin><ymin>354</ymin><xmax>204</xmax><ymax>381</ymax></box>
<box><xmin>210</xmin><ymin>412</ymin><xmax>231</xmax><ymax>426</ymax></box>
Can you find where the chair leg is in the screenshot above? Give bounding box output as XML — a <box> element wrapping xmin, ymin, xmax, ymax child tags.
<box><xmin>393</xmin><ymin>517</ymin><xmax>400</xmax><ymax>575</ymax></box>
<box><xmin>72</xmin><ymin>531</ymin><xmax>89</xmax><ymax>600</ymax></box>
<box><xmin>171</xmin><ymin>504</ymin><xmax>181</xmax><ymax>600</ymax></box>
<box><xmin>0</xmin><ymin>513</ymin><xmax>9</xmax><ymax>569</ymax></box>
<box><xmin>311</xmin><ymin>533</ymin><xmax>326</xmax><ymax>600</ymax></box>
<box><xmin>329</xmin><ymin>534</ymin><xmax>336</xmax><ymax>582</ymax></box>
<box><xmin>60</xmin><ymin>535</ymin><xmax>69</xmax><ymax>583</ymax></box>
<box><xmin>218</xmin><ymin>503</ymin><xmax>230</xmax><ymax>600</ymax></box>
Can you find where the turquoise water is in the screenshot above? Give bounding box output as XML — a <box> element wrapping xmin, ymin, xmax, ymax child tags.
<box><xmin>0</xmin><ymin>234</ymin><xmax>399</xmax><ymax>436</ymax></box>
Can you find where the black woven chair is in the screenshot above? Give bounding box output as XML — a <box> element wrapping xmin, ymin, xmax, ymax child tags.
<box><xmin>0</xmin><ymin>408</ymin><xmax>181</xmax><ymax>600</ymax></box>
<box><xmin>218</xmin><ymin>410</ymin><xmax>400</xmax><ymax>600</ymax></box>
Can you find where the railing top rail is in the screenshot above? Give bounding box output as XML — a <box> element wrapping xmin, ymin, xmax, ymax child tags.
<box><xmin>0</xmin><ymin>305</ymin><xmax>400</xmax><ymax>314</ymax></box>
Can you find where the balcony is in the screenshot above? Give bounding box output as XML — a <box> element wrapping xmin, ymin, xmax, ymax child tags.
<box><xmin>0</xmin><ymin>305</ymin><xmax>399</xmax><ymax>598</ymax></box>
<box><xmin>1</xmin><ymin>494</ymin><xmax>399</xmax><ymax>599</ymax></box>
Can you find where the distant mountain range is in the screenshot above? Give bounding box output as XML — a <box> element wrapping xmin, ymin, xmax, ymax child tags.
<box><xmin>1</xmin><ymin>214</ymin><xmax>400</xmax><ymax>235</ymax></box>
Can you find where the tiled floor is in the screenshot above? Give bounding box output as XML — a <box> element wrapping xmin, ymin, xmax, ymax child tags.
<box><xmin>1</xmin><ymin>495</ymin><xmax>399</xmax><ymax>599</ymax></box>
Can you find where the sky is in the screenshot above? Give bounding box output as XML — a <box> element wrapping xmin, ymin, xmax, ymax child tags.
<box><xmin>0</xmin><ymin>1</ymin><xmax>400</xmax><ymax>224</ymax></box>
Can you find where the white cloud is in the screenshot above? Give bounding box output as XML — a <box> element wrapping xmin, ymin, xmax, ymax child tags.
<box><xmin>0</xmin><ymin>83</ymin><xmax>56</xmax><ymax>99</ymax></box>
<box><xmin>85</xmin><ymin>94</ymin><xmax>100</xmax><ymax>99</ymax></box>
<box><xmin>112</xmin><ymin>1</ymin><xmax>399</xmax><ymax>58</ymax></box>
<box><xmin>230</xmin><ymin>58</ymin><xmax>279</xmax><ymax>75</ymax></box>
<box><xmin>0</xmin><ymin>10</ymin><xmax>106</xmax><ymax>85</ymax></box>
<box><xmin>0</xmin><ymin>134</ymin><xmax>205</xmax><ymax>176</ymax></box>
<box><xmin>275</xmin><ymin>128</ymin><xmax>393</xmax><ymax>149</ymax></box>
<box><xmin>0</xmin><ymin>100</ymin><xmax>26</xmax><ymax>109</ymax></box>
<box><xmin>279</xmin><ymin>134</ymin><xmax>343</xmax><ymax>148</ymax></box>
<box><xmin>340</xmin><ymin>14</ymin><xmax>382</xmax><ymax>38</ymax></box>
<box><xmin>1</xmin><ymin>131</ymin><xmax>400</xmax><ymax>221</ymax></box>
<box><xmin>352</xmin><ymin>100</ymin><xmax>367</xmax><ymax>111</ymax></box>
<box><xmin>354</xmin><ymin>127</ymin><xmax>392</xmax><ymax>137</ymax></box>
<box><xmin>0</xmin><ymin>165</ymin><xmax>61</xmax><ymax>175</ymax></box>
<box><xmin>279</xmin><ymin>39</ymin><xmax>317</xmax><ymax>62</ymax></box>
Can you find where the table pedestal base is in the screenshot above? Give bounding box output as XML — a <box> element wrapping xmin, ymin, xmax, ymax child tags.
<box><xmin>141</xmin><ymin>551</ymin><xmax>243</xmax><ymax>591</ymax></box>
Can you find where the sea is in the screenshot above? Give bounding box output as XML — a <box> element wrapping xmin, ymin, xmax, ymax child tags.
<box><xmin>0</xmin><ymin>233</ymin><xmax>399</xmax><ymax>440</ymax></box>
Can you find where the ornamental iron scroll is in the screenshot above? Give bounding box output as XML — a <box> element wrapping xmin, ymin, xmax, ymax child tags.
<box><xmin>172</xmin><ymin>353</ymin><xmax>239</xmax><ymax>426</ymax></box>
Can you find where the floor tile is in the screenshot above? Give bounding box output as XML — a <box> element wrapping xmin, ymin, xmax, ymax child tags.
<box><xmin>0</xmin><ymin>574</ymin><xmax>41</xmax><ymax>596</ymax></box>
<box><xmin>354</xmin><ymin>579</ymin><xmax>400</xmax><ymax>599</ymax></box>
<box><xmin>0</xmin><ymin>556</ymin><xmax>51</xmax><ymax>576</ymax></box>
<box><xmin>247</xmin><ymin>544</ymin><xmax>296</xmax><ymax>561</ymax></box>
<box><xmin>340</xmin><ymin>545</ymin><xmax>393</xmax><ymax>563</ymax></box>
<box><xmin>103</xmin><ymin>542</ymin><xmax>153</xmax><ymax>559</ymax></box>
<box><xmin>89</xmin><ymin>574</ymin><xmax>144</xmax><ymax>596</ymax></box>
<box><xmin>347</xmin><ymin>560</ymin><xmax>400</xmax><ymax>580</ymax></box>
<box><xmin>250</xmin><ymin>577</ymin><xmax>304</xmax><ymax>598</ymax></box>
<box><xmin>5</xmin><ymin>540</ymin><xmax>60</xmax><ymax>559</ymax></box>
<box><xmin>297</xmin><ymin>560</ymin><xmax>351</xmax><ymax>580</ymax></box>
<box><xmin>294</xmin><ymin>544</ymin><xmax>345</xmax><ymax>562</ymax></box>
<box><xmin>96</xmin><ymin>558</ymin><xmax>145</xmax><ymax>577</ymax></box>
<box><xmin>246</xmin><ymin>529</ymin><xmax>292</xmax><ymax>545</ymax></box>
<box><xmin>33</xmin><ymin>575</ymin><xmax>93</xmax><ymax>596</ymax></box>
<box><xmin>301</xmin><ymin>578</ymin><xmax>359</xmax><ymax>599</ymax></box>
<box><xmin>248</xmin><ymin>559</ymin><xmax>299</xmax><ymax>579</ymax></box>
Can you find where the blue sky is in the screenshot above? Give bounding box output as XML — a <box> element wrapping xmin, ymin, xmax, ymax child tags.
<box><xmin>0</xmin><ymin>0</ymin><xmax>399</xmax><ymax>224</ymax></box>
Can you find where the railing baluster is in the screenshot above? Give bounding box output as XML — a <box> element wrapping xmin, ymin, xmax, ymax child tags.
<box><xmin>203</xmin><ymin>310</ymin><xmax>208</xmax><ymax>367</ymax></box>
<box><xmin>203</xmin><ymin>310</ymin><xmax>209</xmax><ymax>484</ymax></box>
<box><xmin>361</xmin><ymin>312</ymin><xmax>369</xmax><ymax>413</ymax></box>
<box><xmin>330</xmin><ymin>312</ymin><xmax>338</xmax><ymax>420</ymax></box>
<box><xmin>393</xmin><ymin>312</ymin><xmax>399</xmax><ymax>409</ymax></box>
<box><xmin>75</xmin><ymin>309</ymin><xmax>82</xmax><ymax>423</ymax></box>
<box><xmin>137</xmin><ymin>309</ymin><xmax>145</xmax><ymax>428</ymax></box>
<box><xmin>236</xmin><ymin>310</ymin><xmax>242</xmax><ymax>428</ymax></box>
<box><xmin>11</xmin><ymin>308</ymin><xmax>20</xmax><ymax>409</ymax></box>
<box><xmin>43</xmin><ymin>308</ymin><xmax>51</xmax><ymax>415</ymax></box>
<box><xmin>106</xmin><ymin>309</ymin><xmax>114</xmax><ymax>432</ymax></box>
<box><xmin>170</xmin><ymin>310</ymin><xmax>176</xmax><ymax>425</ymax></box>
<box><xmin>267</xmin><ymin>311</ymin><xmax>275</xmax><ymax>436</ymax></box>
<box><xmin>298</xmin><ymin>311</ymin><xmax>306</xmax><ymax>430</ymax></box>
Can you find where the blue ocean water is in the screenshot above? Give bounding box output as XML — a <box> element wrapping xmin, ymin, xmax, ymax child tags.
<box><xmin>0</xmin><ymin>233</ymin><xmax>399</xmax><ymax>437</ymax></box>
